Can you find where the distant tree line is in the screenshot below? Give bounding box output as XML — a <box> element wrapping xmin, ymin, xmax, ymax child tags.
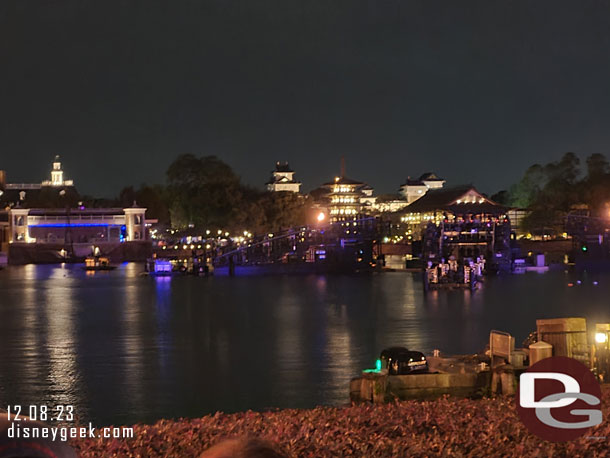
<box><xmin>492</xmin><ymin>152</ymin><xmax>610</xmax><ymax>235</ymax></box>
<box><xmin>113</xmin><ymin>154</ymin><xmax>310</xmax><ymax>234</ymax></box>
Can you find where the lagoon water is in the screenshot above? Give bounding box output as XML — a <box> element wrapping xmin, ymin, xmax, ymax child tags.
<box><xmin>0</xmin><ymin>263</ymin><xmax>609</xmax><ymax>426</ymax></box>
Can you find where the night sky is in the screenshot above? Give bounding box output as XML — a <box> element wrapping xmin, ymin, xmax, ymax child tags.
<box><xmin>2</xmin><ymin>1</ymin><xmax>610</xmax><ymax>197</ymax></box>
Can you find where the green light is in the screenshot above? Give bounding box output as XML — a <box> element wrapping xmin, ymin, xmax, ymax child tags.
<box><xmin>363</xmin><ymin>359</ymin><xmax>384</xmax><ymax>373</ymax></box>
<box><xmin>582</xmin><ymin>245</ymin><xmax>588</xmax><ymax>252</ymax></box>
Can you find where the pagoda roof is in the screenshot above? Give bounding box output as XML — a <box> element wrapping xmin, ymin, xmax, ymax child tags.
<box><xmin>419</xmin><ymin>172</ymin><xmax>444</xmax><ymax>181</ymax></box>
<box><xmin>402</xmin><ymin>178</ymin><xmax>426</xmax><ymax>186</ymax></box>
<box><xmin>322</xmin><ymin>176</ymin><xmax>366</xmax><ymax>186</ymax></box>
<box><xmin>401</xmin><ymin>172</ymin><xmax>445</xmax><ymax>187</ymax></box>
<box><xmin>266</xmin><ymin>175</ymin><xmax>301</xmax><ymax>185</ymax></box>
<box><xmin>274</xmin><ymin>162</ymin><xmax>294</xmax><ymax>173</ymax></box>
<box><xmin>404</xmin><ymin>185</ymin><xmax>506</xmax><ymax>215</ymax></box>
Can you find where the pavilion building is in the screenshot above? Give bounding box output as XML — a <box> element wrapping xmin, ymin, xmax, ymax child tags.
<box><xmin>266</xmin><ymin>162</ymin><xmax>301</xmax><ymax>193</ymax></box>
<box><xmin>0</xmin><ymin>157</ymin><xmax>154</xmax><ymax>263</ymax></box>
<box><xmin>325</xmin><ymin>176</ymin><xmax>366</xmax><ymax>222</ymax></box>
<box><xmin>400</xmin><ymin>185</ymin><xmax>506</xmax><ymax>236</ymax></box>
<box><xmin>310</xmin><ymin>157</ymin><xmax>377</xmax><ymax>224</ymax></box>
<box><xmin>398</xmin><ymin>185</ymin><xmax>511</xmax><ymax>265</ymax></box>
<box><xmin>7</xmin><ymin>205</ymin><xmax>148</xmax><ymax>245</ymax></box>
<box><xmin>400</xmin><ymin>172</ymin><xmax>445</xmax><ymax>204</ymax></box>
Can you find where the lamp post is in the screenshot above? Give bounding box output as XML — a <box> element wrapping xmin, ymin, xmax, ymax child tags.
<box><xmin>60</xmin><ymin>188</ymin><xmax>74</xmax><ymax>260</ymax></box>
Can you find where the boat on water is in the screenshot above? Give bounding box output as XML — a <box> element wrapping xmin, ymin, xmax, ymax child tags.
<box><xmin>83</xmin><ymin>256</ymin><xmax>116</xmax><ymax>271</ymax></box>
<box><xmin>144</xmin><ymin>258</ymin><xmax>184</xmax><ymax>277</ymax></box>
<box><xmin>143</xmin><ymin>256</ymin><xmax>216</xmax><ymax>277</ymax></box>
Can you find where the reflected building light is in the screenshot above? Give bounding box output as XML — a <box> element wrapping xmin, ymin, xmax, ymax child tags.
<box><xmin>315</xmin><ymin>276</ymin><xmax>327</xmax><ymax>296</ymax></box>
<box><xmin>325</xmin><ymin>318</ymin><xmax>355</xmax><ymax>403</ymax></box>
<box><xmin>18</xmin><ymin>270</ymin><xmax>40</xmax><ymax>386</ymax></box>
<box><xmin>154</xmin><ymin>276</ymin><xmax>173</xmax><ymax>375</ymax></box>
<box><xmin>122</xmin><ymin>280</ymin><xmax>145</xmax><ymax>413</ymax></box>
<box><xmin>44</xmin><ymin>268</ymin><xmax>80</xmax><ymax>406</ymax></box>
<box><xmin>275</xmin><ymin>287</ymin><xmax>306</xmax><ymax>396</ymax></box>
<box><xmin>23</xmin><ymin>264</ymin><xmax>39</xmax><ymax>282</ymax></box>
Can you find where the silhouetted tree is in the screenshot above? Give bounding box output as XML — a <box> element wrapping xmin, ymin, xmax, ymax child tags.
<box><xmin>119</xmin><ymin>184</ymin><xmax>170</xmax><ymax>225</ymax></box>
<box><xmin>507</xmin><ymin>164</ymin><xmax>545</xmax><ymax>208</ymax></box>
<box><xmin>166</xmin><ymin>154</ymin><xmax>242</xmax><ymax>229</ymax></box>
<box><xmin>490</xmin><ymin>190</ymin><xmax>509</xmax><ymax>205</ymax></box>
<box><xmin>164</xmin><ymin>154</ymin><xmax>308</xmax><ymax>233</ymax></box>
<box><xmin>506</xmin><ymin>152</ymin><xmax>610</xmax><ymax>235</ymax></box>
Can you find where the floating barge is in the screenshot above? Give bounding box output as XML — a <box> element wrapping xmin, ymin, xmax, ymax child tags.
<box><xmin>350</xmin><ymin>355</ymin><xmax>491</xmax><ymax>403</ymax></box>
<box><xmin>351</xmin><ymin>317</ymin><xmax>610</xmax><ymax>404</ymax></box>
<box><xmin>83</xmin><ymin>256</ymin><xmax>116</xmax><ymax>271</ymax></box>
<box><xmin>143</xmin><ymin>258</ymin><xmax>194</xmax><ymax>277</ymax></box>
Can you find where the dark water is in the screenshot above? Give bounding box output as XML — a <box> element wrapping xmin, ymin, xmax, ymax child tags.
<box><xmin>0</xmin><ymin>264</ymin><xmax>609</xmax><ymax>426</ymax></box>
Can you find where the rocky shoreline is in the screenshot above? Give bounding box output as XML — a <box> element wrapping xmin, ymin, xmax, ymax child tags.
<box><xmin>74</xmin><ymin>386</ymin><xmax>610</xmax><ymax>457</ymax></box>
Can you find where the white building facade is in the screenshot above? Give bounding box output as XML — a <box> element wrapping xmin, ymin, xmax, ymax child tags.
<box><xmin>400</xmin><ymin>172</ymin><xmax>445</xmax><ymax>204</ymax></box>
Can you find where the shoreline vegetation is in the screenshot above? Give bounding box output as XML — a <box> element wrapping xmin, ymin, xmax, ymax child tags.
<box><xmin>74</xmin><ymin>386</ymin><xmax>609</xmax><ymax>457</ymax></box>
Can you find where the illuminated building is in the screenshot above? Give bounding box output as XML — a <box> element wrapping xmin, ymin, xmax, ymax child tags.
<box><xmin>326</xmin><ymin>176</ymin><xmax>365</xmax><ymax>221</ymax></box>
<box><xmin>371</xmin><ymin>198</ymin><xmax>409</xmax><ymax>214</ymax></box>
<box><xmin>266</xmin><ymin>162</ymin><xmax>301</xmax><ymax>193</ymax></box>
<box><xmin>399</xmin><ymin>185</ymin><xmax>512</xmax><ymax>271</ymax></box>
<box><xmin>1</xmin><ymin>156</ymin><xmax>78</xmax><ymax>253</ymax></box>
<box><xmin>2</xmin><ymin>155</ymin><xmax>74</xmax><ymax>191</ymax></box>
<box><xmin>42</xmin><ymin>155</ymin><xmax>74</xmax><ymax>187</ymax></box>
<box><xmin>3</xmin><ymin>204</ymin><xmax>153</xmax><ymax>264</ymax></box>
<box><xmin>399</xmin><ymin>172</ymin><xmax>445</xmax><ymax>204</ymax></box>
<box><xmin>313</xmin><ymin>175</ymin><xmax>377</xmax><ymax>224</ymax></box>
<box><xmin>0</xmin><ymin>157</ymin><xmax>154</xmax><ymax>262</ymax></box>
<box><xmin>400</xmin><ymin>185</ymin><xmax>508</xmax><ymax>245</ymax></box>
<box><xmin>7</xmin><ymin>205</ymin><xmax>148</xmax><ymax>244</ymax></box>
<box><xmin>506</xmin><ymin>208</ymin><xmax>529</xmax><ymax>238</ymax></box>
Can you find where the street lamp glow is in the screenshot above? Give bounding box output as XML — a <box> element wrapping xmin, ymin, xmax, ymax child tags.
<box><xmin>595</xmin><ymin>332</ymin><xmax>608</xmax><ymax>344</ymax></box>
<box><xmin>317</xmin><ymin>212</ymin><xmax>325</xmax><ymax>222</ymax></box>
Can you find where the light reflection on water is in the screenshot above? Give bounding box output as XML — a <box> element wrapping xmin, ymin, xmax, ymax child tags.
<box><xmin>0</xmin><ymin>264</ymin><xmax>609</xmax><ymax>426</ymax></box>
<box><xmin>44</xmin><ymin>266</ymin><xmax>79</xmax><ymax>408</ymax></box>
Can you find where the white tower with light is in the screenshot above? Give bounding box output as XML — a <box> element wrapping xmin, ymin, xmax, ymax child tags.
<box><xmin>9</xmin><ymin>208</ymin><xmax>31</xmax><ymax>242</ymax></box>
<box><xmin>42</xmin><ymin>155</ymin><xmax>74</xmax><ymax>187</ymax></box>
<box><xmin>123</xmin><ymin>204</ymin><xmax>147</xmax><ymax>241</ymax></box>
<box><xmin>51</xmin><ymin>156</ymin><xmax>63</xmax><ymax>185</ymax></box>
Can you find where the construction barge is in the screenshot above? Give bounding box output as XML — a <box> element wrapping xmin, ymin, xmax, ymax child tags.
<box><xmin>350</xmin><ymin>354</ymin><xmax>492</xmax><ymax>403</ymax></box>
<box><xmin>397</xmin><ymin>186</ymin><xmax>514</xmax><ymax>292</ymax></box>
<box><xmin>350</xmin><ymin>317</ymin><xmax>610</xmax><ymax>404</ymax></box>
